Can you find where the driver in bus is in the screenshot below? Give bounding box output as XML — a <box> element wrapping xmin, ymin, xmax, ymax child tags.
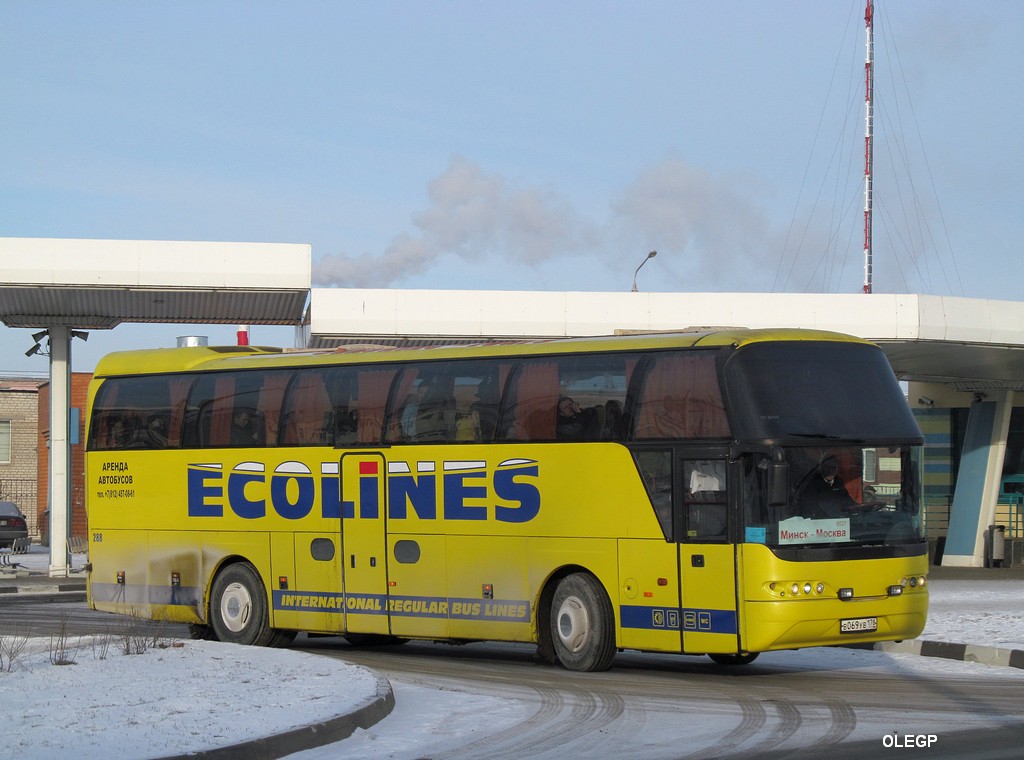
<box><xmin>798</xmin><ymin>454</ymin><xmax>856</xmax><ymax>518</ymax></box>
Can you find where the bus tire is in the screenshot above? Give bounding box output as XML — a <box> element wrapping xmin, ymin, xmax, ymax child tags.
<box><xmin>209</xmin><ymin>562</ymin><xmax>280</xmax><ymax>647</ymax></box>
<box><xmin>550</xmin><ymin>573</ymin><xmax>616</xmax><ymax>672</ymax></box>
<box><xmin>709</xmin><ymin>652</ymin><xmax>759</xmax><ymax>665</ymax></box>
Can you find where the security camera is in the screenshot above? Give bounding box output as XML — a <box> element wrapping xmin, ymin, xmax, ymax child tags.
<box><xmin>917</xmin><ymin>397</ymin><xmax>934</xmax><ymax>407</ymax></box>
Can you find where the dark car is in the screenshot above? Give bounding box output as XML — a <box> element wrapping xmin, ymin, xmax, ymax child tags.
<box><xmin>0</xmin><ymin>501</ymin><xmax>29</xmax><ymax>548</ymax></box>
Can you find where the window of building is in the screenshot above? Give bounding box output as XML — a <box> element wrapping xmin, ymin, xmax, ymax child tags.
<box><xmin>0</xmin><ymin>420</ymin><xmax>11</xmax><ymax>463</ymax></box>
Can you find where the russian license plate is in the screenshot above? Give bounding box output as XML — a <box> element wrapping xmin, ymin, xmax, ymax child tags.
<box><xmin>840</xmin><ymin>616</ymin><xmax>878</xmax><ymax>633</ymax></box>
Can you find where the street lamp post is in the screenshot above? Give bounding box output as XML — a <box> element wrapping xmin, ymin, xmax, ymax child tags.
<box><xmin>631</xmin><ymin>250</ymin><xmax>658</xmax><ymax>292</ymax></box>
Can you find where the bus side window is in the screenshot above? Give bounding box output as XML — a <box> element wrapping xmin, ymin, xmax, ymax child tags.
<box><xmin>185</xmin><ymin>371</ymin><xmax>282</xmax><ymax>448</ymax></box>
<box><xmin>355</xmin><ymin>368</ymin><xmax>397</xmax><ymax>444</ymax></box>
<box><xmin>474</xmin><ymin>372</ymin><xmax>505</xmax><ymax>442</ymax></box>
<box><xmin>632</xmin><ymin>352</ymin><xmax>730</xmax><ymax>440</ymax></box>
<box><xmin>280</xmin><ymin>370</ymin><xmax>332</xmax><ymax>446</ymax></box>
<box><xmin>411</xmin><ymin>375</ymin><xmax>456</xmax><ymax>442</ymax></box>
<box><xmin>634</xmin><ymin>449</ymin><xmax>673</xmax><ymax>540</ymax></box>
<box><xmin>321</xmin><ymin>366</ymin><xmax>359</xmax><ymax>446</ymax></box>
<box><xmin>682</xmin><ymin>459</ymin><xmax>727</xmax><ymax>540</ymax></box>
<box><xmin>503</xmin><ymin>361</ymin><xmax>558</xmax><ymax>441</ymax></box>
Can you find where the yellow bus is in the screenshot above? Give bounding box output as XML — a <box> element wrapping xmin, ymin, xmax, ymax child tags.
<box><xmin>84</xmin><ymin>328</ymin><xmax>928</xmax><ymax>671</ymax></box>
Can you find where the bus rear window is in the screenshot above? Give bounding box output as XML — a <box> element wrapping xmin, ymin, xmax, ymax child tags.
<box><xmin>89</xmin><ymin>376</ymin><xmax>192</xmax><ymax>450</ymax></box>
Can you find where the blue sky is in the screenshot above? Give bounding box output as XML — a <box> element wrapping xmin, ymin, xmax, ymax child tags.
<box><xmin>2</xmin><ymin>1</ymin><xmax>1022</xmax><ymax>372</ymax></box>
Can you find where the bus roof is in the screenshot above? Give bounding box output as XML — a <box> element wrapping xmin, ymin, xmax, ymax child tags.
<box><xmin>91</xmin><ymin>328</ymin><xmax>872</xmax><ymax>378</ymax></box>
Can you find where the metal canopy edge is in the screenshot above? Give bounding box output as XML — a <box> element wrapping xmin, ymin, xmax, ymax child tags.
<box><xmin>0</xmin><ymin>238</ymin><xmax>311</xmax><ymax>329</ymax></box>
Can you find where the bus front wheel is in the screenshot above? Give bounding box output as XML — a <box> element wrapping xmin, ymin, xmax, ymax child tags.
<box><xmin>550</xmin><ymin>573</ymin><xmax>616</xmax><ymax>672</ymax></box>
<box><xmin>210</xmin><ymin>563</ymin><xmax>293</xmax><ymax>647</ymax></box>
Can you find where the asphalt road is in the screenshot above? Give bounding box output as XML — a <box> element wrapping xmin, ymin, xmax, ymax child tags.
<box><xmin>6</xmin><ymin>600</ymin><xmax>1024</xmax><ymax>759</ymax></box>
<box><xmin>296</xmin><ymin>636</ymin><xmax>1024</xmax><ymax>759</ymax></box>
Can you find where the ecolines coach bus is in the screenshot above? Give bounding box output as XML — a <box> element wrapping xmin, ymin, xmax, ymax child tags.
<box><xmin>84</xmin><ymin>328</ymin><xmax>927</xmax><ymax>671</ymax></box>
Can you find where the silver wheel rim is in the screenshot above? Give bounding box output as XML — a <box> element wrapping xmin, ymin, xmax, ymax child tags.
<box><xmin>220</xmin><ymin>581</ymin><xmax>253</xmax><ymax>633</ymax></box>
<box><xmin>556</xmin><ymin>595</ymin><xmax>589</xmax><ymax>653</ymax></box>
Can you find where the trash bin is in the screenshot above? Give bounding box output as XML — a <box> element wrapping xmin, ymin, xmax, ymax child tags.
<box><xmin>989</xmin><ymin>524</ymin><xmax>1006</xmax><ymax>568</ymax></box>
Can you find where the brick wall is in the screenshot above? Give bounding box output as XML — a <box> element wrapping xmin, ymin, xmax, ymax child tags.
<box><xmin>0</xmin><ymin>381</ymin><xmax>42</xmax><ymax>535</ymax></box>
<box><xmin>37</xmin><ymin>373</ymin><xmax>92</xmax><ymax>541</ymax></box>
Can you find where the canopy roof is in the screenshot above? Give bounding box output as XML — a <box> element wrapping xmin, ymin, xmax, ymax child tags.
<box><xmin>0</xmin><ymin>238</ymin><xmax>310</xmax><ymax>329</ymax></box>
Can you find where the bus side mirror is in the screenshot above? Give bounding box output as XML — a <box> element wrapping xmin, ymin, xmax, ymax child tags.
<box><xmin>768</xmin><ymin>461</ymin><xmax>789</xmax><ymax>507</ymax></box>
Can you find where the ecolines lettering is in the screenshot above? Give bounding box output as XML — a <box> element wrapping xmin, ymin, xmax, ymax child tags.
<box><xmin>187</xmin><ymin>458</ymin><xmax>541</xmax><ymax>523</ymax></box>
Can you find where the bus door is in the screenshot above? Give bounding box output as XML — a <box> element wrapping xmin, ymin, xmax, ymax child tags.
<box><xmin>339</xmin><ymin>451</ymin><xmax>390</xmax><ymax>635</ymax></box>
<box><xmin>676</xmin><ymin>450</ymin><xmax>741</xmax><ymax>655</ymax></box>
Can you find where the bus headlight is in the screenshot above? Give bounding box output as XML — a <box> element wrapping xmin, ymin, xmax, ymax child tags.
<box><xmin>838</xmin><ymin>587</ymin><xmax>854</xmax><ymax>600</ymax></box>
<box><xmin>887</xmin><ymin>585</ymin><xmax>904</xmax><ymax>596</ymax></box>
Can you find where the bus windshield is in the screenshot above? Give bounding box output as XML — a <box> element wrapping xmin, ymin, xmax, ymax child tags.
<box><xmin>723</xmin><ymin>341</ymin><xmax>920</xmax><ymax>442</ymax></box>
<box><xmin>743</xmin><ymin>444</ymin><xmax>924</xmax><ymax>550</ymax></box>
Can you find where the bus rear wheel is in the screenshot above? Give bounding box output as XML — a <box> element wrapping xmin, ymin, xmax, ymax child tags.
<box><xmin>209</xmin><ymin>563</ymin><xmax>293</xmax><ymax>647</ymax></box>
<box><xmin>550</xmin><ymin>573</ymin><xmax>616</xmax><ymax>672</ymax></box>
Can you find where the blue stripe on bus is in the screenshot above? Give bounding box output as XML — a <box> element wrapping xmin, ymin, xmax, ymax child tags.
<box><xmin>620</xmin><ymin>605</ymin><xmax>738</xmax><ymax>634</ymax></box>
<box><xmin>272</xmin><ymin>590</ymin><xmax>530</xmax><ymax>622</ymax></box>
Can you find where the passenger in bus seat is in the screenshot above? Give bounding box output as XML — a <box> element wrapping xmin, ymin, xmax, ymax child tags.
<box><xmin>555</xmin><ymin>396</ymin><xmax>599</xmax><ymax>441</ymax></box>
<box><xmin>230</xmin><ymin>409</ymin><xmax>262</xmax><ymax>446</ymax></box>
<box><xmin>334</xmin><ymin>409</ymin><xmax>358</xmax><ymax>444</ymax></box>
<box><xmin>144</xmin><ymin>415</ymin><xmax>169</xmax><ymax>447</ymax></box>
<box><xmin>455</xmin><ymin>410</ymin><xmax>480</xmax><ymax>442</ymax></box>
<box><xmin>109</xmin><ymin>416</ymin><xmax>134</xmax><ymax>447</ymax></box>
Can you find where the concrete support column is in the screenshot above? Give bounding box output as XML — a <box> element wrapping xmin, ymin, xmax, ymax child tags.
<box><xmin>942</xmin><ymin>391</ymin><xmax>1014</xmax><ymax>567</ymax></box>
<box><xmin>47</xmin><ymin>325</ymin><xmax>71</xmax><ymax>577</ymax></box>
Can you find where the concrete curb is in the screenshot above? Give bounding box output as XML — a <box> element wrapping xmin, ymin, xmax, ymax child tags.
<box><xmin>874</xmin><ymin>639</ymin><xmax>1024</xmax><ymax>669</ymax></box>
<box><xmin>0</xmin><ymin>582</ymin><xmax>86</xmax><ymax>594</ymax></box>
<box><xmin>159</xmin><ymin>670</ymin><xmax>396</xmax><ymax>760</ymax></box>
<box><xmin>0</xmin><ymin>579</ymin><xmax>87</xmax><ymax>603</ymax></box>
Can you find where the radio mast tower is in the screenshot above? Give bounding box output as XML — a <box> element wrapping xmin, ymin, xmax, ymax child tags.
<box><xmin>862</xmin><ymin>0</ymin><xmax>875</xmax><ymax>293</ymax></box>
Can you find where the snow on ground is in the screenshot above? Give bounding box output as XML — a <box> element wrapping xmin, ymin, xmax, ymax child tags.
<box><xmin>2</xmin><ymin>637</ymin><xmax>380</xmax><ymax>759</ymax></box>
<box><xmin>920</xmin><ymin>580</ymin><xmax>1024</xmax><ymax>650</ymax></box>
<box><xmin>4</xmin><ymin>544</ymin><xmax>1024</xmax><ymax>760</ymax></box>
